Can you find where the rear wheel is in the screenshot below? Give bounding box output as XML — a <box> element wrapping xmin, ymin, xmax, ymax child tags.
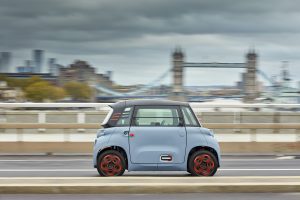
<box><xmin>188</xmin><ymin>150</ymin><xmax>218</xmax><ymax>176</ymax></box>
<box><xmin>97</xmin><ymin>150</ymin><xmax>126</xmax><ymax>176</ymax></box>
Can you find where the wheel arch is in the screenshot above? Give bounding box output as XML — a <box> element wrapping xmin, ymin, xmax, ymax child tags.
<box><xmin>97</xmin><ymin>146</ymin><xmax>128</xmax><ymax>169</ymax></box>
<box><xmin>187</xmin><ymin>146</ymin><xmax>220</xmax><ymax>168</ymax></box>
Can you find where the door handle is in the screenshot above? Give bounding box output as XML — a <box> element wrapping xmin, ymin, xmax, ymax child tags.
<box><xmin>160</xmin><ymin>154</ymin><xmax>173</xmax><ymax>162</ymax></box>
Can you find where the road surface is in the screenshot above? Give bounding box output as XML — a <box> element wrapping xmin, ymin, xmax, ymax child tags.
<box><xmin>0</xmin><ymin>155</ymin><xmax>299</xmax><ymax>177</ymax></box>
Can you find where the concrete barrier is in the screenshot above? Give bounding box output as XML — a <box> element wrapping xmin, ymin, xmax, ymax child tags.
<box><xmin>0</xmin><ymin>123</ymin><xmax>299</xmax><ymax>154</ymax></box>
<box><xmin>0</xmin><ymin>103</ymin><xmax>299</xmax><ymax>154</ymax></box>
<box><xmin>0</xmin><ymin>177</ymin><xmax>299</xmax><ymax>193</ymax></box>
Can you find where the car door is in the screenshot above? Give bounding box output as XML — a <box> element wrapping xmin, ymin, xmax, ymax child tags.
<box><xmin>129</xmin><ymin>105</ymin><xmax>187</xmax><ymax>164</ymax></box>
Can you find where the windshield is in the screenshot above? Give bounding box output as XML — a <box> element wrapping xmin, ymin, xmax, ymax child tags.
<box><xmin>101</xmin><ymin>107</ymin><xmax>113</xmax><ymax>126</ymax></box>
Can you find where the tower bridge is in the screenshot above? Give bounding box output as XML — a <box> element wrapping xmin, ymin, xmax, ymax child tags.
<box><xmin>94</xmin><ymin>48</ymin><xmax>260</xmax><ymax>102</ymax></box>
<box><xmin>170</xmin><ymin>48</ymin><xmax>259</xmax><ymax>102</ymax></box>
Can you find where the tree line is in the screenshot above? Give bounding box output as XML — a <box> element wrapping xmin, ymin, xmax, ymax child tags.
<box><xmin>0</xmin><ymin>75</ymin><xmax>93</xmax><ymax>102</ymax></box>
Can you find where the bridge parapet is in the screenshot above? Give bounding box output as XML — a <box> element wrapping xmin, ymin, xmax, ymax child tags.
<box><xmin>0</xmin><ymin>103</ymin><xmax>299</xmax><ymax>153</ymax></box>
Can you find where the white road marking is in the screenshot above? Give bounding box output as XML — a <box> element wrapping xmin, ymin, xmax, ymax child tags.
<box><xmin>0</xmin><ymin>158</ymin><xmax>295</xmax><ymax>162</ymax></box>
<box><xmin>221</xmin><ymin>159</ymin><xmax>295</xmax><ymax>161</ymax></box>
<box><xmin>220</xmin><ymin>168</ymin><xmax>300</xmax><ymax>171</ymax></box>
<box><xmin>0</xmin><ymin>169</ymin><xmax>94</xmax><ymax>172</ymax></box>
<box><xmin>276</xmin><ymin>156</ymin><xmax>296</xmax><ymax>160</ymax></box>
<box><xmin>0</xmin><ymin>159</ymin><xmax>91</xmax><ymax>162</ymax></box>
<box><xmin>0</xmin><ymin>176</ymin><xmax>300</xmax><ymax>180</ymax></box>
<box><xmin>0</xmin><ymin>168</ymin><xmax>299</xmax><ymax>172</ymax></box>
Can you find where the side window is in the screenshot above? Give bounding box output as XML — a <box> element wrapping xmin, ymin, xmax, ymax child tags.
<box><xmin>133</xmin><ymin>107</ymin><xmax>180</xmax><ymax>127</ymax></box>
<box><xmin>181</xmin><ymin>106</ymin><xmax>199</xmax><ymax>127</ymax></box>
<box><xmin>116</xmin><ymin>107</ymin><xmax>133</xmax><ymax>126</ymax></box>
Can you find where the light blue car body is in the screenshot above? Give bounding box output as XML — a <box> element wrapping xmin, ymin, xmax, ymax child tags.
<box><xmin>93</xmin><ymin>100</ymin><xmax>221</xmax><ymax>172</ymax></box>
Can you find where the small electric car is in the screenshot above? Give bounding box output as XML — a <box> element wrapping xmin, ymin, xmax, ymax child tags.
<box><xmin>93</xmin><ymin>100</ymin><xmax>220</xmax><ymax>176</ymax></box>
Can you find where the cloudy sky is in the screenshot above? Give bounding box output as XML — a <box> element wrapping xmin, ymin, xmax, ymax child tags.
<box><xmin>1</xmin><ymin>0</ymin><xmax>300</xmax><ymax>86</ymax></box>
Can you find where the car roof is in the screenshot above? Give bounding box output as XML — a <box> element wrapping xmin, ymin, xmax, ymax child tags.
<box><xmin>110</xmin><ymin>99</ymin><xmax>189</xmax><ymax>109</ymax></box>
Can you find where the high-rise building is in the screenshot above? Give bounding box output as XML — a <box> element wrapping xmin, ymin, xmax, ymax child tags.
<box><xmin>33</xmin><ymin>49</ymin><xmax>44</xmax><ymax>73</ymax></box>
<box><xmin>0</xmin><ymin>54</ymin><xmax>2</xmax><ymax>72</ymax></box>
<box><xmin>48</xmin><ymin>58</ymin><xmax>58</xmax><ymax>76</ymax></box>
<box><xmin>25</xmin><ymin>60</ymin><xmax>32</xmax><ymax>68</ymax></box>
<box><xmin>106</xmin><ymin>71</ymin><xmax>112</xmax><ymax>80</ymax></box>
<box><xmin>0</xmin><ymin>52</ymin><xmax>12</xmax><ymax>73</ymax></box>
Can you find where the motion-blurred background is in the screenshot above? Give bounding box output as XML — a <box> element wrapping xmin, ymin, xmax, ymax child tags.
<box><xmin>0</xmin><ymin>1</ymin><xmax>300</xmax><ymax>199</ymax></box>
<box><xmin>0</xmin><ymin>0</ymin><xmax>299</xmax><ymax>155</ymax></box>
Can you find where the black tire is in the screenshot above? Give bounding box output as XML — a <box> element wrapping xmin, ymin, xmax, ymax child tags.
<box><xmin>97</xmin><ymin>150</ymin><xmax>126</xmax><ymax>176</ymax></box>
<box><xmin>188</xmin><ymin>150</ymin><xmax>218</xmax><ymax>176</ymax></box>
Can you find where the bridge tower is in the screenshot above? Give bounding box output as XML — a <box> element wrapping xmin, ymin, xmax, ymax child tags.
<box><xmin>169</xmin><ymin>47</ymin><xmax>187</xmax><ymax>101</ymax></box>
<box><xmin>243</xmin><ymin>50</ymin><xmax>259</xmax><ymax>102</ymax></box>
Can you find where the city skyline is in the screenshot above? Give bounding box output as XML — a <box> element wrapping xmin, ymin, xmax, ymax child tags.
<box><xmin>0</xmin><ymin>0</ymin><xmax>300</xmax><ymax>86</ymax></box>
<box><xmin>0</xmin><ymin>48</ymin><xmax>298</xmax><ymax>88</ymax></box>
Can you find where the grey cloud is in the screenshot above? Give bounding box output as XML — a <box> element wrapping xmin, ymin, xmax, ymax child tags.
<box><xmin>0</xmin><ymin>0</ymin><xmax>300</xmax><ymax>85</ymax></box>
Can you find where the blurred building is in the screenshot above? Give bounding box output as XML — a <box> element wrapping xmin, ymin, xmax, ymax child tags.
<box><xmin>147</xmin><ymin>85</ymin><xmax>171</xmax><ymax>95</ymax></box>
<box><xmin>48</xmin><ymin>58</ymin><xmax>59</xmax><ymax>76</ymax></box>
<box><xmin>0</xmin><ymin>81</ymin><xmax>23</xmax><ymax>102</ymax></box>
<box><xmin>58</xmin><ymin>60</ymin><xmax>113</xmax><ymax>87</ymax></box>
<box><xmin>106</xmin><ymin>70</ymin><xmax>112</xmax><ymax>80</ymax></box>
<box><xmin>0</xmin><ymin>52</ymin><xmax>12</xmax><ymax>73</ymax></box>
<box><xmin>0</xmin><ymin>55</ymin><xmax>2</xmax><ymax>72</ymax></box>
<box><xmin>16</xmin><ymin>60</ymin><xmax>34</xmax><ymax>73</ymax></box>
<box><xmin>25</xmin><ymin>60</ymin><xmax>33</xmax><ymax>68</ymax></box>
<box><xmin>33</xmin><ymin>49</ymin><xmax>44</xmax><ymax>73</ymax></box>
<box><xmin>17</xmin><ymin>66</ymin><xmax>33</xmax><ymax>73</ymax></box>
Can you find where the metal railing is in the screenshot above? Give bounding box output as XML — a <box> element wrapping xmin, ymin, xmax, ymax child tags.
<box><xmin>0</xmin><ymin>103</ymin><xmax>299</xmax><ymax>109</ymax></box>
<box><xmin>1</xmin><ymin>123</ymin><xmax>300</xmax><ymax>129</ymax></box>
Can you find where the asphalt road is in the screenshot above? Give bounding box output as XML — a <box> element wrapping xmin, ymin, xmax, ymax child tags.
<box><xmin>0</xmin><ymin>155</ymin><xmax>299</xmax><ymax>177</ymax></box>
<box><xmin>0</xmin><ymin>193</ymin><xmax>300</xmax><ymax>200</ymax></box>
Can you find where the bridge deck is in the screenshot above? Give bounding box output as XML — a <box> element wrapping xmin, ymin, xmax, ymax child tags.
<box><xmin>184</xmin><ymin>62</ymin><xmax>246</xmax><ymax>68</ymax></box>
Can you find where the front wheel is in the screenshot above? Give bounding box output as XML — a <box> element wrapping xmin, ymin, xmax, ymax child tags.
<box><xmin>97</xmin><ymin>150</ymin><xmax>126</xmax><ymax>176</ymax></box>
<box><xmin>188</xmin><ymin>150</ymin><xmax>218</xmax><ymax>176</ymax></box>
